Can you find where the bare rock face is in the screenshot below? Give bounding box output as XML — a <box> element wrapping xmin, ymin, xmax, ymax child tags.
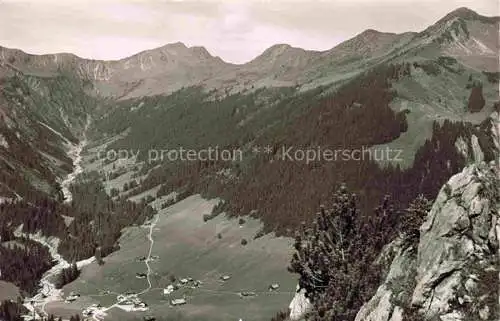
<box><xmin>356</xmin><ymin>162</ymin><xmax>499</xmax><ymax>321</ymax></box>
<box><xmin>412</xmin><ymin>162</ymin><xmax>499</xmax><ymax>320</ymax></box>
<box><xmin>289</xmin><ymin>285</ymin><xmax>312</xmax><ymax>321</ymax></box>
<box><xmin>354</xmin><ymin>239</ymin><xmax>416</xmax><ymax>321</ymax></box>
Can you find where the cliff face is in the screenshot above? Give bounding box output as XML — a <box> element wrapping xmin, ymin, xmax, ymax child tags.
<box><xmin>355</xmin><ymin>161</ymin><xmax>499</xmax><ymax>321</ymax></box>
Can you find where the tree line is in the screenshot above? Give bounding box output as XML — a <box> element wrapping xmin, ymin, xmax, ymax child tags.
<box><xmin>0</xmin><ymin>238</ymin><xmax>54</xmax><ymax>296</ymax></box>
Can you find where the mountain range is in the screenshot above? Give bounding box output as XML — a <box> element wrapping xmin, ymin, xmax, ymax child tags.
<box><xmin>1</xmin><ymin>7</ymin><xmax>498</xmax><ymax>99</ymax></box>
<box><xmin>0</xmin><ymin>6</ymin><xmax>498</xmax><ymax>321</ymax></box>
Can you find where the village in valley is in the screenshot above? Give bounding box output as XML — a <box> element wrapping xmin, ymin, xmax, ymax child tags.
<box><xmin>53</xmin><ymin>258</ymin><xmax>283</xmax><ymax>321</ymax></box>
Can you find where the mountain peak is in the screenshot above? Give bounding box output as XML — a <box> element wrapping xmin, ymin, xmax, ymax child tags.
<box><xmin>248</xmin><ymin>44</ymin><xmax>298</xmax><ymax>63</ymax></box>
<box><xmin>156</xmin><ymin>43</ymin><xmax>215</xmax><ymax>59</ymax></box>
<box><xmin>437</xmin><ymin>7</ymin><xmax>499</xmax><ymax>24</ymax></box>
<box><xmin>189</xmin><ymin>46</ymin><xmax>213</xmax><ymax>59</ymax></box>
<box><xmin>328</xmin><ymin>28</ymin><xmax>400</xmax><ymax>55</ymax></box>
<box><xmin>357</xmin><ymin>28</ymin><xmax>396</xmax><ymax>41</ymax></box>
<box><xmin>437</xmin><ymin>7</ymin><xmax>478</xmax><ymax>24</ymax></box>
<box><xmin>263</xmin><ymin>44</ymin><xmax>293</xmax><ymax>54</ymax></box>
<box><xmin>360</xmin><ymin>29</ymin><xmax>383</xmax><ymax>36</ymax></box>
<box><xmin>447</xmin><ymin>7</ymin><xmax>479</xmax><ymax>18</ymax></box>
<box><xmin>164</xmin><ymin>41</ymin><xmax>188</xmax><ymax>49</ymax></box>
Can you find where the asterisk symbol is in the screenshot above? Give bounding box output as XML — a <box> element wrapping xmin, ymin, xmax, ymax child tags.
<box><xmin>252</xmin><ymin>146</ymin><xmax>260</xmax><ymax>154</ymax></box>
<box><xmin>264</xmin><ymin>145</ymin><xmax>273</xmax><ymax>154</ymax></box>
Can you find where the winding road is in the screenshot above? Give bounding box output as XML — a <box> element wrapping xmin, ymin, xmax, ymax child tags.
<box><xmin>90</xmin><ymin>214</ymin><xmax>159</xmax><ymax>321</ymax></box>
<box><xmin>138</xmin><ymin>214</ymin><xmax>160</xmax><ymax>296</ymax></box>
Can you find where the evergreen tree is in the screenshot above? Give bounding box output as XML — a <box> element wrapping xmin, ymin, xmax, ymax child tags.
<box><xmin>401</xmin><ymin>195</ymin><xmax>432</xmax><ymax>245</ymax></box>
<box><xmin>289</xmin><ymin>185</ymin><xmax>359</xmax><ymax>319</ymax></box>
<box><xmin>468</xmin><ymin>84</ymin><xmax>485</xmax><ymax>113</ymax></box>
<box><xmin>55</xmin><ymin>262</ymin><xmax>80</xmax><ymax>288</ymax></box>
<box><xmin>289</xmin><ymin>186</ymin><xmax>400</xmax><ymax>320</ymax></box>
<box><xmin>95</xmin><ymin>246</ymin><xmax>105</xmax><ymax>265</ymax></box>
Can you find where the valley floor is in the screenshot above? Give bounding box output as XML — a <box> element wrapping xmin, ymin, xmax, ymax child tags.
<box><xmin>46</xmin><ymin>195</ymin><xmax>296</xmax><ymax>321</ymax></box>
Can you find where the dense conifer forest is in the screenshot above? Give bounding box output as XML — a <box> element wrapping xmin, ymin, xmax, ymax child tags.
<box><xmin>102</xmin><ymin>64</ymin><xmax>496</xmax><ymax>237</ymax></box>
<box><xmin>0</xmin><ymin>173</ymin><xmax>156</xmax><ymax>295</ymax></box>
<box><xmin>0</xmin><ymin>239</ymin><xmax>54</xmax><ymax>295</ymax></box>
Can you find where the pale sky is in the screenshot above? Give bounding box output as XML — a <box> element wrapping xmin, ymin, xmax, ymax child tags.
<box><xmin>0</xmin><ymin>0</ymin><xmax>498</xmax><ymax>64</ymax></box>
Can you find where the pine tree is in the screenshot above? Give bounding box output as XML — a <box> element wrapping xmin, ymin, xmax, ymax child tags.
<box><xmin>289</xmin><ymin>186</ymin><xmax>402</xmax><ymax>320</ymax></box>
<box><xmin>55</xmin><ymin>262</ymin><xmax>80</xmax><ymax>288</ymax></box>
<box><xmin>401</xmin><ymin>195</ymin><xmax>432</xmax><ymax>245</ymax></box>
<box><xmin>95</xmin><ymin>246</ymin><xmax>105</xmax><ymax>265</ymax></box>
<box><xmin>468</xmin><ymin>84</ymin><xmax>485</xmax><ymax>113</ymax></box>
<box><xmin>289</xmin><ymin>185</ymin><xmax>359</xmax><ymax>319</ymax></box>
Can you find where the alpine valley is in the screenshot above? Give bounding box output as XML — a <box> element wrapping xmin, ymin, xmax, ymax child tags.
<box><xmin>0</xmin><ymin>7</ymin><xmax>498</xmax><ymax>321</ymax></box>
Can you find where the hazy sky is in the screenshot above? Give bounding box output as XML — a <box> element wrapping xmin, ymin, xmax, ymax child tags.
<box><xmin>0</xmin><ymin>0</ymin><xmax>498</xmax><ymax>64</ymax></box>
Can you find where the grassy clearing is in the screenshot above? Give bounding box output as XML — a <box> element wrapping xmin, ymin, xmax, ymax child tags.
<box><xmin>0</xmin><ymin>281</ymin><xmax>20</xmax><ymax>301</ymax></box>
<box><xmin>50</xmin><ymin>195</ymin><xmax>296</xmax><ymax>321</ymax></box>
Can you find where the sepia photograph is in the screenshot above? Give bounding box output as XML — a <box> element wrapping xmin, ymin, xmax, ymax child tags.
<box><xmin>0</xmin><ymin>0</ymin><xmax>498</xmax><ymax>320</ymax></box>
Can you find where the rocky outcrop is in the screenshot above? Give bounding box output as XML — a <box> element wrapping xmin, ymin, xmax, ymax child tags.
<box><xmin>412</xmin><ymin>162</ymin><xmax>499</xmax><ymax>320</ymax></box>
<box><xmin>289</xmin><ymin>285</ymin><xmax>312</xmax><ymax>321</ymax></box>
<box><xmin>355</xmin><ymin>162</ymin><xmax>499</xmax><ymax>321</ymax></box>
<box><xmin>455</xmin><ymin>112</ymin><xmax>498</xmax><ymax>165</ymax></box>
<box><xmin>354</xmin><ymin>239</ymin><xmax>416</xmax><ymax>321</ymax></box>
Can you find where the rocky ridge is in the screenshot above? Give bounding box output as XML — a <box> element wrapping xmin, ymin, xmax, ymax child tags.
<box><xmin>0</xmin><ymin>8</ymin><xmax>497</xmax><ymax>99</ymax></box>
<box><xmin>354</xmin><ymin>160</ymin><xmax>499</xmax><ymax>321</ymax></box>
